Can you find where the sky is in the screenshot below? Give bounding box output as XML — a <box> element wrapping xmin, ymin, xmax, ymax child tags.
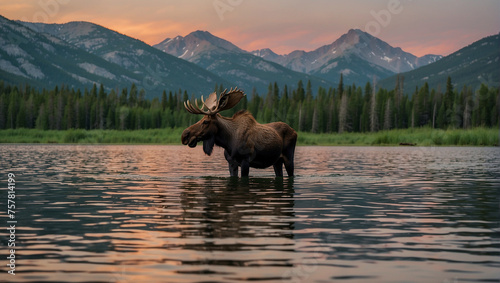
<box><xmin>1</xmin><ymin>0</ymin><xmax>499</xmax><ymax>57</ymax></box>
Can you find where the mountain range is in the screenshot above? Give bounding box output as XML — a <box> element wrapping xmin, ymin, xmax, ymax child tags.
<box><xmin>251</xmin><ymin>29</ymin><xmax>441</xmax><ymax>81</ymax></box>
<box><xmin>379</xmin><ymin>32</ymin><xmax>500</xmax><ymax>91</ymax></box>
<box><xmin>0</xmin><ymin>15</ymin><xmax>138</xmax><ymax>91</ymax></box>
<box><xmin>154</xmin><ymin>30</ymin><xmax>332</xmax><ymax>93</ymax></box>
<box><xmin>0</xmin><ymin>14</ymin><xmax>497</xmax><ymax>98</ymax></box>
<box><xmin>153</xmin><ymin>29</ymin><xmax>441</xmax><ymax>91</ymax></box>
<box><xmin>14</xmin><ymin>19</ymin><xmax>229</xmax><ymax>97</ymax></box>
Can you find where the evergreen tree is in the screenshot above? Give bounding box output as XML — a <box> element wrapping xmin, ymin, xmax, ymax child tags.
<box><xmin>120</xmin><ymin>87</ymin><xmax>128</xmax><ymax>106</ymax></box>
<box><xmin>393</xmin><ymin>74</ymin><xmax>404</xmax><ymax>128</ymax></box>
<box><xmin>98</xmin><ymin>84</ymin><xmax>106</xmax><ymax>100</ymax></box>
<box><xmin>298</xmin><ymin>103</ymin><xmax>304</xmax><ymax>132</ymax></box>
<box><xmin>444</xmin><ymin>76</ymin><xmax>454</xmax><ymax>126</ymax></box>
<box><xmin>0</xmin><ymin>93</ymin><xmax>6</xmax><ymax>129</ymax></box>
<box><xmin>63</xmin><ymin>94</ymin><xmax>73</xmax><ymax>129</ymax></box>
<box><xmin>436</xmin><ymin>100</ymin><xmax>446</xmax><ymax>129</ymax></box>
<box><xmin>431</xmin><ymin>89</ymin><xmax>440</xmax><ymax>128</ymax></box>
<box><xmin>295</xmin><ymin>80</ymin><xmax>305</xmax><ymax>101</ymax></box>
<box><xmin>26</xmin><ymin>93</ymin><xmax>35</xmax><ymax>129</ymax></box>
<box><xmin>370</xmin><ymin>82</ymin><xmax>378</xmax><ymax>132</ymax></box>
<box><xmin>56</xmin><ymin>92</ymin><xmax>64</xmax><ymax>130</ymax></box>
<box><xmin>311</xmin><ymin>106</ymin><xmax>319</xmax><ymax>133</ymax></box>
<box><xmin>306</xmin><ymin>80</ymin><xmax>313</xmax><ymax>101</ymax></box>
<box><xmin>338</xmin><ymin>91</ymin><xmax>348</xmax><ymax>133</ymax></box>
<box><xmin>360</xmin><ymin>102</ymin><xmax>369</xmax><ymax>132</ymax></box>
<box><xmin>161</xmin><ymin>90</ymin><xmax>167</xmax><ymax>111</ymax></box>
<box><xmin>493</xmin><ymin>88</ymin><xmax>500</xmax><ymax>127</ymax></box>
<box><xmin>7</xmin><ymin>89</ymin><xmax>18</xmax><ymax>129</ymax></box>
<box><xmin>350</xmin><ymin>86</ymin><xmax>362</xmax><ymax>132</ymax></box>
<box><xmin>415</xmin><ymin>83</ymin><xmax>430</xmax><ymax>126</ymax></box>
<box><xmin>119</xmin><ymin>106</ymin><xmax>129</xmax><ymax>130</ymax></box>
<box><xmin>338</xmin><ymin>73</ymin><xmax>344</xmax><ymax>98</ymax></box>
<box><xmin>129</xmin><ymin>83</ymin><xmax>138</xmax><ymax>107</ymax></box>
<box><xmin>273</xmin><ymin>82</ymin><xmax>280</xmax><ymax>106</ymax></box>
<box><xmin>462</xmin><ymin>87</ymin><xmax>473</xmax><ymax>129</ymax></box>
<box><xmin>0</xmin><ymin>79</ymin><xmax>497</xmax><ymax>134</ymax></box>
<box><xmin>16</xmin><ymin>99</ymin><xmax>26</xmax><ymax>128</ymax></box>
<box><xmin>383</xmin><ymin>98</ymin><xmax>392</xmax><ymax>130</ymax></box>
<box><xmin>138</xmin><ymin>89</ymin><xmax>146</xmax><ymax>108</ymax></box>
<box><xmin>36</xmin><ymin>103</ymin><xmax>48</xmax><ymax>130</ymax></box>
<box><xmin>477</xmin><ymin>84</ymin><xmax>489</xmax><ymax>126</ymax></box>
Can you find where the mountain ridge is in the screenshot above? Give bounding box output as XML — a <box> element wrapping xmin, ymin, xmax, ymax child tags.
<box><xmin>153</xmin><ymin>30</ymin><xmax>333</xmax><ymax>93</ymax></box>
<box><xmin>154</xmin><ymin>28</ymin><xmax>443</xmax><ymax>88</ymax></box>
<box><xmin>252</xmin><ymin>29</ymin><xmax>442</xmax><ymax>82</ymax></box>
<box><xmin>379</xmin><ymin>32</ymin><xmax>500</xmax><ymax>91</ymax></box>
<box><xmin>155</xmin><ymin>30</ymin><xmax>245</xmax><ymax>60</ymax></box>
<box><xmin>0</xmin><ymin>15</ymin><xmax>143</xmax><ymax>90</ymax></box>
<box><xmin>18</xmin><ymin>20</ymin><xmax>229</xmax><ymax>97</ymax></box>
<box><xmin>1</xmin><ymin>13</ymin><xmax>496</xmax><ymax>98</ymax></box>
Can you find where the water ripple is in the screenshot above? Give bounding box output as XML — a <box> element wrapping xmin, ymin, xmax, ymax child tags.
<box><xmin>1</xmin><ymin>145</ymin><xmax>499</xmax><ymax>282</ymax></box>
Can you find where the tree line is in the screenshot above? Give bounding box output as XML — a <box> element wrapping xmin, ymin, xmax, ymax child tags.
<box><xmin>0</xmin><ymin>76</ymin><xmax>498</xmax><ymax>133</ymax></box>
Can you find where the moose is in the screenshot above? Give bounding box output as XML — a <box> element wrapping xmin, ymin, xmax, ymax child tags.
<box><xmin>181</xmin><ymin>88</ymin><xmax>297</xmax><ymax>177</ymax></box>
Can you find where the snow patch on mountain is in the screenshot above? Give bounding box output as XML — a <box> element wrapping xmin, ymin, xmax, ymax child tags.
<box><xmin>319</xmin><ymin>61</ymin><xmax>339</xmax><ymax>73</ymax></box>
<box><xmin>340</xmin><ymin>68</ymin><xmax>353</xmax><ymax>75</ymax></box>
<box><xmin>78</xmin><ymin>63</ymin><xmax>116</xmax><ymax>80</ymax></box>
<box><xmin>5</xmin><ymin>44</ymin><xmax>30</xmax><ymax>58</ymax></box>
<box><xmin>0</xmin><ymin>59</ymin><xmax>26</xmax><ymax>77</ymax></box>
<box><xmin>41</xmin><ymin>42</ymin><xmax>56</xmax><ymax>53</ymax></box>
<box><xmin>179</xmin><ymin>49</ymin><xmax>189</xmax><ymax>58</ymax></box>
<box><xmin>19</xmin><ymin>59</ymin><xmax>44</xmax><ymax>79</ymax></box>
<box><xmin>254</xmin><ymin>61</ymin><xmax>278</xmax><ymax>72</ymax></box>
<box><xmin>70</xmin><ymin>73</ymin><xmax>96</xmax><ymax>85</ymax></box>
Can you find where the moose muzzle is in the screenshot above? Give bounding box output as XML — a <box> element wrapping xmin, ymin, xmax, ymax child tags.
<box><xmin>181</xmin><ymin>129</ymin><xmax>199</xmax><ymax>148</ymax></box>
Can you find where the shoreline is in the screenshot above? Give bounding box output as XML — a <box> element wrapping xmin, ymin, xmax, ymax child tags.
<box><xmin>0</xmin><ymin>127</ymin><xmax>498</xmax><ymax>146</ymax></box>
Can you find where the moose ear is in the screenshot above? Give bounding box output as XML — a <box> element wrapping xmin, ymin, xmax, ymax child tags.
<box><xmin>217</xmin><ymin>88</ymin><xmax>245</xmax><ymax>112</ymax></box>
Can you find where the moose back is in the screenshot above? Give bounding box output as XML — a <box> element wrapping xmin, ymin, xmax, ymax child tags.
<box><xmin>181</xmin><ymin>88</ymin><xmax>297</xmax><ymax>177</ymax></box>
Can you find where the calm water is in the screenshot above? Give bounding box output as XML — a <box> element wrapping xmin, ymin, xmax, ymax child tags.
<box><xmin>1</xmin><ymin>145</ymin><xmax>499</xmax><ymax>282</ymax></box>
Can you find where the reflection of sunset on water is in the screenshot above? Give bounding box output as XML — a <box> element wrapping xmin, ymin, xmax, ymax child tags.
<box><xmin>2</xmin><ymin>145</ymin><xmax>499</xmax><ymax>282</ymax></box>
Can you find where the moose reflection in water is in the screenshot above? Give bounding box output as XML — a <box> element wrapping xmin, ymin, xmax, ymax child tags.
<box><xmin>181</xmin><ymin>88</ymin><xmax>297</xmax><ymax>177</ymax></box>
<box><xmin>154</xmin><ymin>177</ymin><xmax>295</xmax><ymax>248</ymax></box>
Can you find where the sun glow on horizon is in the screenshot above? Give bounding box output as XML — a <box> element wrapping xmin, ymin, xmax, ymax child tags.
<box><xmin>1</xmin><ymin>0</ymin><xmax>499</xmax><ymax>57</ymax></box>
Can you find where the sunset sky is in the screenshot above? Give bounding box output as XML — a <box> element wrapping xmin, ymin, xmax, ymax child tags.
<box><xmin>1</xmin><ymin>0</ymin><xmax>499</xmax><ymax>57</ymax></box>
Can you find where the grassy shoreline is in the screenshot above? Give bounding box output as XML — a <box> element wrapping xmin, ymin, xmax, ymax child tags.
<box><xmin>0</xmin><ymin>127</ymin><xmax>498</xmax><ymax>146</ymax></box>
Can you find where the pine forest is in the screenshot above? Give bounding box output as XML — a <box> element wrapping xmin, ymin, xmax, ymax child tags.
<box><xmin>0</xmin><ymin>75</ymin><xmax>498</xmax><ymax>134</ymax></box>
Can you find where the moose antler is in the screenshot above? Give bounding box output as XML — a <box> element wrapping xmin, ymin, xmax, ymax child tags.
<box><xmin>217</xmin><ymin>87</ymin><xmax>245</xmax><ymax>112</ymax></box>
<box><xmin>184</xmin><ymin>87</ymin><xmax>245</xmax><ymax>115</ymax></box>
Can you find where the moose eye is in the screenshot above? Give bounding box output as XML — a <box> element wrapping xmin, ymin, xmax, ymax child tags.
<box><xmin>202</xmin><ymin>120</ymin><xmax>210</xmax><ymax>125</ymax></box>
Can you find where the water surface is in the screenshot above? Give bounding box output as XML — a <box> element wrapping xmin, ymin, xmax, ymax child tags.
<box><xmin>1</xmin><ymin>145</ymin><xmax>499</xmax><ymax>282</ymax></box>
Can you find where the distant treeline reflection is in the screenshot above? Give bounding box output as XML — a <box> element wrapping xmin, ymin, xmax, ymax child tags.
<box><xmin>0</xmin><ymin>76</ymin><xmax>498</xmax><ymax>133</ymax></box>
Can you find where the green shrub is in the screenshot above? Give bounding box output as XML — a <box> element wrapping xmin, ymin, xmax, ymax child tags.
<box><xmin>63</xmin><ymin>129</ymin><xmax>87</xmax><ymax>143</ymax></box>
<box><xmin>0</xmin><ymin>127</ymin><xmax>498</xmax><ymax>146</ymax></box>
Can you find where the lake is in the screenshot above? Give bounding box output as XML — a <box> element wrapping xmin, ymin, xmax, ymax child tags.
<box><xmin>1</xmin><ymin>145</ymin><xmax>499</xmax><ymax>282</ymax></box>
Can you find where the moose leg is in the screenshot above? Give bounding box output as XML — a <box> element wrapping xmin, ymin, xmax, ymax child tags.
<box><xmin>240</xmin><ymin>160</ymin><xmax>250</xmax><ymax>177</ymax></box>
<box><xmin>273</xmin><ymin>158</ymin><xmax>284</xmax><ymax>177</ymax></box>
<box><xmin>285</xmin><ymin>134</ymin><xmax>297</xmax><ymax>176</ymax></box>
<box><xmin>225</xmin><ymin>150</ymin><xmax>239</xmax><ymax>177</ymax></box>
<box><xmin>283</xmin><ymin>146</ymin><xmax>295</xmax><ymax>177</ymax></box>
<box><xmin>228</xmin><ymin>162</ymin><xmax>238</xmax><ymax>177</ymax></box>
<box><xmin>284</xmin><ymin>160</ymin><xmax>294</xmax><ymax>176</ymax></box>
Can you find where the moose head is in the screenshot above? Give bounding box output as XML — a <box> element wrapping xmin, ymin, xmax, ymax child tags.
<box><xmin>181</xmin><ymin>88</ymin><xmax>245</xmax><ymax>155</ymax></box>
<box><xmin>181</xmin><ymin>87</ymin><xmax>297</xmax><ymax>177</ymax></box>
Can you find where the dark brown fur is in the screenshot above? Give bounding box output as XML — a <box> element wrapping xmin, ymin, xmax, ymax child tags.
<box><xmin>181</xmin><ymin>110</ymin><xmax>297</xmax><ymax>177</ymax></box>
